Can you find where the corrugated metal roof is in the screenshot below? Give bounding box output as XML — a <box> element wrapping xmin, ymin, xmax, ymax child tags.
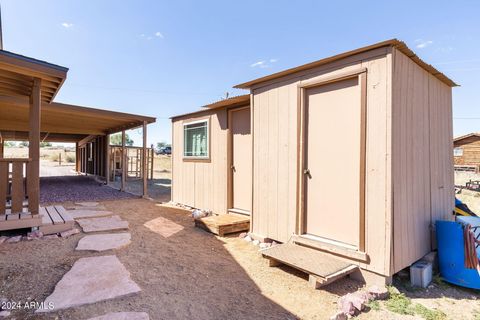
<box><xmin>234</xmin><ymin>39</ymin><xmax>457</xmax><ymax>89</ymax></box>
<box><xmin>170</xmin><ymin>94</ymin><xmax>250</xmax><ymax>120</ymax></box>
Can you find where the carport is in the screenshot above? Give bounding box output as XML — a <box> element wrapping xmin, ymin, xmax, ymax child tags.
<box><xmin>0</xmin><ymin>49</ymin><xmax>155</xmax><ymax>231</ymax></box>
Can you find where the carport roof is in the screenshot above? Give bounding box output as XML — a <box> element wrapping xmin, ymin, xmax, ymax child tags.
<box><xmin>0</xmin><ymin>95</ymin><xmax>156</xmax><ymax>142</ymax></box>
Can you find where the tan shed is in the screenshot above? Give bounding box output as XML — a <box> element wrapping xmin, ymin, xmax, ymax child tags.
<box><xmin>171</xmin><ymin>95</ymin><xmax>251</xmax><ymax>215</ymax></box>
<box><xmin>453</xmin><ymin>133</ymin><xmax>480</xmax><ymax>172</ymax></box>
<box><xmin>172</xmin><ymin>39</ymin><xmax>456</xmax><ymax>285</ymax></box>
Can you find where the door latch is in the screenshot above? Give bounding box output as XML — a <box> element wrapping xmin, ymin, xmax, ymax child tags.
<box><xmin>303</xmin><ymin>169</ymin><xmax>312</xmax><ymax>179</ymax></box>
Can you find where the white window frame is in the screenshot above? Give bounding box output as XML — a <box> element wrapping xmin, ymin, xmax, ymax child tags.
<box><xmin>454</xmin><ymin>147</ymin><xmax>463</xmax><ymax>157</ymax></box>
<box><xmin>183</xmin><ymin>118</ymin><xmax>210</xmax><ymax>160</ymax></box>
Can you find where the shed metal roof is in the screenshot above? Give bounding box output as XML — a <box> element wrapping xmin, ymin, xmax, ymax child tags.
<box><xmin>454</xmin><ymin>133</ymin><xmax>480</xmax><ymax>143</ymax></box>
<box><xmin>170</xmin><ymin>94</ymin><xmax>250</xmax><ymax>120</ymax></box>
<box><xmin>234</xmin><ymin>39</ymin><xmax>457</xmax><ymax>89</ymax></box>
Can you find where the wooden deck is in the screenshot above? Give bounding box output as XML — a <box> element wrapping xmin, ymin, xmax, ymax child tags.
<box><xmin>0</xmin><ymin>212</ymin><xmax>43</xmax><ymax>231</ymax></box>
<box><xmin>0</xmin><ymin>205</ymin><xmax>74</xmax><ymax>234</ymax></box>
<box><xmin>194</xmin><ymin>213</ymin><xmax>250</xmax><ymax>237</ymax></box>
<box><xmin>39</xmin><ymin>206</ymin><xmax>74</xmax><ymax>235</ymax></box>
<box><xmin>262</xmin><ymin>241</ymin><xmax>358</xmax><ymax>289</ymax></box>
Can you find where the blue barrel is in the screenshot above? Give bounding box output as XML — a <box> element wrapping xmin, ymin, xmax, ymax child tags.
<box><xmin>436</xmin><ymin>220</ymin><xmax>480</xmax><ymax>289</ymax></box>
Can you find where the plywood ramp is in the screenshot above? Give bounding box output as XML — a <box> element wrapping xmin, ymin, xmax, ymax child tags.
<box><xmin>39</xmin><ymin>206</ymin><xmax>74</xmax><ymax>235</ymax></box>
<box><xmin>194</xmin><ymin>213</ymin><xmax>249</xmax><ymax>237</ymax></box>
<box><xmin>262</xmin><ymin>242</ymin><xmax>358</xmax><ymax>288</ymax></box>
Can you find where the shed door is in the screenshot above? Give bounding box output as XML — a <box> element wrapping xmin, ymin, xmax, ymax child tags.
<box><xmin>231</xmin><ymin>107</ymin><xmax>252</xmax><ymax>213</ymax></box>
<box><xmin>304</xmin><ymin>77</ymin><xmax>363</xmax><ymax>247</ymax></box>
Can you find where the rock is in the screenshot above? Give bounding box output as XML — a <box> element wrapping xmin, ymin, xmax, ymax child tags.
<box><xmin>60</xmin><ymin>228</ymin><xmax>80</xmax><ymax>238</ymax></box>
<box><xmin>36</xmin><ymin>255</ymin><xmax>141</xmax><ymax>313</ymax></box>
<box><xmin>76</xmin><ymin>233</ymin><xmax>131</xmax><ymax>252</ymax></box>
<box><xmin>0</xmin><ymin>236</ymin><xmax>8</xmax><ymax>245</ymax></box>
<box><xmin>367</xmin><ymin>285</ymin><xmax>389</xmax><ymax>300</ymax></box>
<box><xmin>259</xmin><ymin>242</ymin><xmax>272</xmax><ymax>249</ymax></box>
<box><xmin>75</xmin><ymin>202</ymin><xmax>100</xmax><ymax>207</ymax></box>
<box><xmin>0</xmin><ymin>310</ymin><xmax>11</xmax><ymax>317</ymax></box>
<box><xmin>271</xmin><ymin>241</ymin><xmax>278</xmax><ymax>246</ymax></box>
<box><xmin>27</xmin><ymin>230</ymin><xmax>44</xmax><ymax>240</ymax></box>
<box><xmin>330</xmin><ymin>312</ymin><xmax>347</xmax><ymax>320</ymax></box>
<box><xmin>144</xmin><ymin>217</ymin><xmax>183</xmax><ymax>238</ymax></box>
<box><xmin>6</xmin><ymin>235</ymin><xmax>22</xmax><ymax>243</ymax></box>
<box><xmin>338</xmin><ymin>292</ymin><xmax>369</xmax><ymax>315</ymax></box>
<box><xmin>252</xmin><ymin>240</ymin><xmax>260</xmax><ymax>246</ymax></box>
<box><xmin>43</xmin><ymin>234</ymin><xmax>59</xmax><ymax>240</ymax></box>
<box><xmin>244</xmin><ymin>235</ymin><xmax>252</xmax><ymax>242</ymax></box>
<box><xmin>238</xmin><ymin>232</ymin><xmax>247</xmax><ymax>239</ymax></box>
<box><xmin>69</xmin><ymin>210</ymin><xmax>113</xmax><ymax>220</ymax></box>
<box><xmin>77</xmin><ymin>215</ymin><xmax>129</xmax><ymax>233</ymax></box>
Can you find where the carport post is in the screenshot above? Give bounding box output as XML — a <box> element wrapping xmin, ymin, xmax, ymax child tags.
<box><xmin>104</xmin><ymin>134</ymin><xmax>110</xmax><ymax>185</ymax></box>
<box><xmin>0</xmin><ymin>138</ymin><xmax>4</xmax><ymax>159</ymax></box>
<box><xmin>121</xmin><ymin>130</ymin><xmax>126</xmax><ymax>192</ymax></box>
<box><xmin>142</xmin><ymin>121</ymin><xmax>148</xmax><ymax>198</ymax></box>
<box><xmin>28</xmin><ymin>78</ymin><xmax>41</xmax><ymax>215</ymax></box>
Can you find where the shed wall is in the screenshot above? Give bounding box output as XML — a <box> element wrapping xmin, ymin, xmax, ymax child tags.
<box><xmin>171</xmin><ymin>109</ymin><xmax>229</xmax><ymax>214</ymax></box>
<box><xmin>453</xmin><ymin>136</ymin><xmax>480</xmax><ymax>166</ymax></box>
<box><xmin>251</xmin><ymin>47</ymin><xmax>393</xmax><ymax>275</ymax></box>
<box><xmin>392</xmin><ymin>48</ymin><xmax>454</xmax><ymax>273</ymax></box>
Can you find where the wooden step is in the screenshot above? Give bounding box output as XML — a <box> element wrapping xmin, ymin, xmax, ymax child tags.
<box><xmin>39</xmin><ymin>205</ymin><xmax>75</xmax><ymax>235</ymax></box>
<box><xmin>195</xmin><ymin>213</ymin><xmax>250</xmax><ymax>237</ymax></box>
<box><xmin>262</xmin><ymin>242</ymin><xmax>358</xmax><ymax>289</ymax></box>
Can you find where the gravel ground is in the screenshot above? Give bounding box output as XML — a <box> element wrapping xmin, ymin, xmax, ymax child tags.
<box><xmin>40</xmin><ymin>176</ymin><xmax>136</xmax><ymax>204</ymax></box>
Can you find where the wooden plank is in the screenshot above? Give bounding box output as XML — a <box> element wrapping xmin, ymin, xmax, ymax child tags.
<box><xmin>194</xmin><ymin>214</ymin><xmax>250</xmax><ymax>236</ymax></box>
<box><xmin>0</xmin><ymin>161</ymin><xmax>8</xmax><ymax>214</ymax></box>
<box><xmin>11</xmin><ymin>161</ymin><xmax>24</xmax><ymax>213</ymax></box>
<box><xmin>54</xmin><ymin>205</ymin><xmax>74</xmax><ymax>228</ymax></box>
<box><xmin>46</xmin><ymin>206</ymin><xmax>63</xmax><ymax>225</ymax></box>
<box><xmin>0</xmin><ymin>214</ymin><xmax>42</xmax><ymax>231</ymax></box>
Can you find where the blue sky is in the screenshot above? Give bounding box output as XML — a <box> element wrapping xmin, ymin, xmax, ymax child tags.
<box><xmin>2</xmin><ymin>0</ymin><xmax>479</xmax><ymax>145</ymax></box>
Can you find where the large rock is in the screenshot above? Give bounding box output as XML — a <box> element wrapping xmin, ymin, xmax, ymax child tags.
<box><xmin>36</xmin><ymin>255</ymin><xmax>140</xmax><ymax>312</ymax></box>
<box><xmin>77</xmin><ymin>215</ymin><xmax>129</xmax><ymax>233</ymax></box>
<box><xmin>367</xmin><ymin>285</ymin><xmax>389</xmax><ymax>300</ymax></box>
<box><xmin>87</xmin><ymin>312</ymin><xmax>149</xmax><ymax>320</ymax></box>
<box><xmin>76</xmin><ymin>233</ymin><xmax>131</xmax><ymax>252</ymax></box>
<box><xmin>68</xmin><ymin>210</ymin><xmax>114</xmax><ymax>220</ymax></box>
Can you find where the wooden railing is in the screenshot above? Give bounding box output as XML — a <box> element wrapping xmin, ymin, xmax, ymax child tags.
<box><xmin>0</xmin><ymin>158</ymin><xmax>34</xmax><ymax>215</ymax></box>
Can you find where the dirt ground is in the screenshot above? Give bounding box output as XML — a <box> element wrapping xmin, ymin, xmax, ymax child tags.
<box><xmin>1</xmin><ymin>199</ymin><xmax>479</xmax><ymax>320</ymax></box>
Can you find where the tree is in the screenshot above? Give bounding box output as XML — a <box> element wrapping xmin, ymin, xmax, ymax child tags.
<box><xmin>40</xmin><ymin>142</ymin><xmax>52</xmax><ymax>147</ymax></box>
<box><xmin>109</xmin><ymin>133</ymin><xmax>134</xmax><ymax>146</ymax></box>
<box><xmin>156</xmin><ymin>141</ymin><xmax>171</xmax><ymax>150</ymax></box>
<box><xmin>19</xmin><ymin>141</ymin><xmax>29</xmax><ymax>147</ymax></box>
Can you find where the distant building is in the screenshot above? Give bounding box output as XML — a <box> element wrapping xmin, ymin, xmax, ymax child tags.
<box><xmin>454</xmin><ymin>133</ymin><xmax>480</xmax><ymax>172</ymax></box>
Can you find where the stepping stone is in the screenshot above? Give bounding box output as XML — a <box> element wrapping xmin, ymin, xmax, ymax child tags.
<box><xmin>75</xmin><ymin>201</ymin><xmax>100</xmax><ymax>207</ymax></box>
<box><xmin>36</xmin><ymin>255</ymin><xmax>141</xmax><ymax>313</ymax></box>
<box><xmin>76</xmin><ymin>233</ymin><xmax>131</xmax><ymax>252</ymax></box>
<box><xmin>87</xmin><ymin>312</ymin><xmax>149</xmax><ymax>320</ymax></box>
<box><xmin>144</xmin><ymin>217</ymin><xmax>184</xmax><ymax>238</ymax></box>
<box><xmin>68</xmin><ymin>210</ymin><xmax>114</xmax><ymax>220</ymax></box>
<box><xmin>68</xmin><ymin>205</ymin><xmax>108</xmax><ymax>211</ymax></box>
<box><xmin>77</xmin><ymin>215</ymin><xmax>129</xmax><ymax>233</ymax></box>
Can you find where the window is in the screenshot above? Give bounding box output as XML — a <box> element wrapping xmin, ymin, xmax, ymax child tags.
<box><xmin>183</xmin><ymin>120</ymin><xmax>209</xmax><ymax>158</ymax></box>
<box><xmin>454</xmin><ymin>147</ymin><xmax>463</xmax><ymax>157</ymax></box>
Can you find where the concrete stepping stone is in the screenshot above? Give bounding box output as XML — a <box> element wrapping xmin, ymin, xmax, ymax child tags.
<box><xmin>87</xmin><ymin>312</ymin><xmax>149</xmax><ymax>320</ymax></box>
<box><xmin>75</xmin><ymin>201</ymin><xmax>100</xmax><ymax>207</ymax></box>
<box><xmin>68</xmin><ymin>209</ymin><xmax>114</xmax><ymax>220</ymax></box>
<box><xmin>76</xmin><ymin>233</ymin><xmax>131</xmax><ymax>252</ymax></box>
<box><xmin>36</xmin><ymin>255</ymin><xmax>141</xmax><ymax>313</ymax></box>
<box><xmin>77</xmin><ymin>215</ymin><xmax>129</xmax><ymax>233</ymax></box>
<box><xmin>144</xmin><ymin>217</ymin><xmax>184</xmax><ymax>238</ymax></box>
